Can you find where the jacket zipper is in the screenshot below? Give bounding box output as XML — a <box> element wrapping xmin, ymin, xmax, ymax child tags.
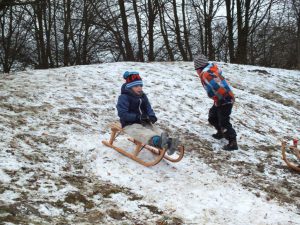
<box><xmin>138</xmin><ymin>98</ymin><xmax>142</xmax><ymax>115</ymax></box>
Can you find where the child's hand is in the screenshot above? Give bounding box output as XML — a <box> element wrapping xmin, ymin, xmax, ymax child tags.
<box><xmin>149</xmin><ymin>116</ymin><xmax>157</xmax><ymax>124</ymax></box>
<box><xmin>140</xmin><ymin>114</ymin><xmax>150</xmax><ymax>123</ymax></box>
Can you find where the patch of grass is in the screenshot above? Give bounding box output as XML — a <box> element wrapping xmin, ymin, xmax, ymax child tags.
<box><xmin>259</xmin><ymin>91</ymin><xmax>299</xmax><ymax>110</ymax></box>
<box><xmin>64</xmin><ymin>175</ymin><xmax>92</xmax><ymax>189</ymax></box>
<box><xmin>86</xmin><ymin>210</ymin><xmax>104</xmax><ymax>223</ymax></box>
<box><xmin>74</xmin><ymin>96</ymin><xmax>88</xmax><ymax>103</ymax></box>
<box><xmin>65</xmin><ymin>192</ymin><xmax>94</xmax><ymax>209</ymax></box>
<box><xmin>128</xmin><ymin>195</ymin><xmax>143</xmax><ymax>201</ymax></box>
<box><xmin>93</xmin><ymin>184</ymin><xmax>127</xmax><ymax>198</ymax></box>
<box><xmin>59</xmin><ymin>107</ymin><xmax>85</xmax><ymax>119</ymax></box>
<box><xmin>156</xmin><ymin>215</ymin><xmax>183</xmax><ymax>225</ymax></box>
<box><xmin>256</xmin><ymin>144</ymin><xmax>278</xmax><ymax>153</ymax></box>
<box><xmin>65</xmin><ymin>118</ymin><xmax>91</xmax><ymax>128</ymax></box>
<box><xmin>256</xmin><ymin>163</ymin><xmax>265</xmax><ymax>173</ymax></box>
<box><xmin>54</xmin><ymin>200</ymin><xmax>75</xmax><ymax>214</ymax></box>
<box><xmin>248</xmin><ymin>69</ymin><xmax>271</xmax><ymax>75</ymax></box>
<box><xmin>107</xmin><ymin>209</ymin><xmax>126</xmax><ymax>220</ymax></box>
<box><xmin>0</xmin><ymin>202</ymin><xmax>42</xmax><ymax>223</ymax></box>
<box><xmin>12</xmin><ymin>133</ymin><xmax>67</xmax><ymax>148</ymax></box>
<box><xmin>138</xmin><ymin>204</ymin><xmax>163</xmax><ymax>215</ymax></box>
<box><xmin>0</xmin><ymin>215</ymin><xmax>26</xmax><ymax>224</ymax></box>
<box><xmin>0</xmin><ymin>103</ymin><xmax>53</xmax><ymax>113</ymax></box>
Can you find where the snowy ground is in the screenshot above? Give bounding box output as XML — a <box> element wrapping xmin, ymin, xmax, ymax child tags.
<box><xmin>0</xmin><ymin>62</ymin><xmax>299</xmax><ymax>224</ymax></box>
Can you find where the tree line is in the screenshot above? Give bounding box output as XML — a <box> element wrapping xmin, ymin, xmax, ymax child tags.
<box><xmin>0</xmin><ymin>0</ymin><xmax>299</xmax><ymax>73</ymax></box>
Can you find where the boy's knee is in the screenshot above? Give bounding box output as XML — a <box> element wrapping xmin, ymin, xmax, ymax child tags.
<box><xmin>208</xmin><ymin>116</ymin><xmax>217</xmax><ymax>125</ymax></box>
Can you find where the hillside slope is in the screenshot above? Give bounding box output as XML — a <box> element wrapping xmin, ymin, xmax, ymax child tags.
<box><xmin>0</xmin><ymin>62</ymin><xmax>299</xmax><ymax>224</ymax></box>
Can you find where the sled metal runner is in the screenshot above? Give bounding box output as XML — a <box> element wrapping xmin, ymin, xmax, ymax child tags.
<box><xmin>102</xmin><ymin>123</ymin><xmax>185</xmax><ymax>167</ymax></box>
<box><xmin>281</xmin><ymin>141</ymin><xmax>300</xmax><ymax>173</ymax></box>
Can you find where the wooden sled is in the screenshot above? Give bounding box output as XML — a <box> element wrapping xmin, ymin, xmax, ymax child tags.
<box><xmin>281</xmin><ymin>141</ymin><xmax>300</xmax><ymax>172</ymax></box>
<box><xmin>102</xmin><ymin>123</ymin><xmax>185</xmax><ymax>167</ymax></box>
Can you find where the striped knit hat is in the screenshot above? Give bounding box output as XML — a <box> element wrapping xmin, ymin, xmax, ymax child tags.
<box><xmin>123</xmin><ymin>71</ymin><xmax>143</xmax><ymax>89</ymax></box>
<box><xmin>194</xmin><ymin>54</ymin><xmax>208</xmax><ymax>70</ymax></box>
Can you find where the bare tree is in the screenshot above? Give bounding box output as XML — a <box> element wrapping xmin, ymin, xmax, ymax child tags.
<box><xmin>69</xmin><ymin>0</ymin><xmax>94</xmax><ymax>65</ymax></box>
<box><xmin>146</xmin><ymin>0</ymin><xmax>159</xmax><ymax>61</ymax></box>
<box><xmin>32</xmin><ymin>0</ymin><xmax>49</xmax><ymax>68</ymax></box>
<box><xmin>172</xmin><ymin>0</ymin><xmax>188</xmax><ymax>60</ymax></box>
<box><xmin>0</xmin><ymin>0</ymin><xmax>298</xmax><ymax>71</ymax></box>
<box><xmin>225</xmin><ymin>0</ymin><xmax>235</xmax><ymax>62</ymax></box>
<box><xmin>191</xmin><ymin>0</ymin><xmax>223</xmax><ymax>60</ymax></box>
<box><xmin>235</xmin><ymin>0</ymin><xmax>274</xmax><ymax>64</ymax></box>
<box><xmin>63</xmin><ymin>0</ymin><xmax>71</xmax><ymax>66</ymax></box>
<box><xmin>52</xmin><ymin>0</ymin><xmax>59</xmax><ymax>67</ymax></box>
<box><xmin>182</xmin><ymin>0</ymin><xmax>192</xmax><ymax>60</ymax></box>
<box><xmin>0</xmin><ymin>0</ymin><xmax>37</xmax><ymax>10</ymax></box>
<box><xmin>0</xmin><ymin>6</ymin><xmax>30</xmax><ymax>72</ymax></box>
<box><xmin>292</xmin><ymin>0</ymin><xmax>300</xmax><ymax>69</ymax></box>
<box><xmin>157</xmin><ymin>0</ymin><xmax>174</xmax><ymax>61</ymax></box>
<box><xmin>133</xmin><ymin>1</ymin><xmax>144</xmax><ymax>62</ymax></box>
<box><xmin>118</xmin><ymin>0</ymin><xmax>134</xmax><ymax>61</ymax></box>
<box><xmin>91</xmin><ymin>0</ymin><xmax>126</xmax><ymax>61</ymax></box>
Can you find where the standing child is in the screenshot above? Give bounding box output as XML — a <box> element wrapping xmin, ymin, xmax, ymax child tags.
<box><xmin>194</xmin><ymin>54</ymin><xmax>238</xmax><ymax>150</ymax></box>
<box><xmin>116</xmin><ymin>71</ymin><xmax>178</xmax><ymax>155</ymax></box>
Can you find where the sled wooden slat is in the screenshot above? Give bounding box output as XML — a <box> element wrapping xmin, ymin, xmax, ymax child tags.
<box><xmin>102</xmin><ymin>140</ymin><xmax>166</xmax><ymax>167</ymax></box>
<box><xmin>102</xmin><ymin>123</ymin><xmax>184</xmax><ymax>167</ymax></box>
<box><xmin>281</xmin><ymin>141</ymin><xmax>300</xmax><ymax>173</ymax></box>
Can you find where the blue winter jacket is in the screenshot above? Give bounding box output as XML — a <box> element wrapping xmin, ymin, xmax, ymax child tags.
<box><xmin>116</xmin><ymin>84</ymin><xmax>157</xmax><ymax>128</ymax></box>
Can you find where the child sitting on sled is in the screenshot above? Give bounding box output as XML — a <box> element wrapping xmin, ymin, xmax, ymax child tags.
<box><xmin>116</xmin><ymin>71</ymin><xmax>178</xmax><ymax>155</ymax></box>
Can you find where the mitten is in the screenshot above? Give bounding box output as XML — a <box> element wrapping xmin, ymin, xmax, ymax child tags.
<box><xmin>149</xmin><ymin>115</ymin><xmax>157</xmax><ymax>124</ymax></box>
<box><xmin>140</xmin><ymin>114</ymin><xmax>150</xmax><ymax>123</ymax></box>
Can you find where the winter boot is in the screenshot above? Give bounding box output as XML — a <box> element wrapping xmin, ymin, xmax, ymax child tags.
<box><xmin>151</xmin><ymin>132</ymin><xmax>169</xmax><ymax>149</ymax></box>
<box><xmin>166</xmin><ymin>138</ymin><xmax>179</xmax><ymax>155</ymax></box>
<box><xmin>223</xmin><ymin>139</ymin><xmax>238</xmax><ymax>151</ymax></box>
<box><xmin>212</xmin><ymin>131</ymin><xmax>224</xmax><ymax>140</ymax></box>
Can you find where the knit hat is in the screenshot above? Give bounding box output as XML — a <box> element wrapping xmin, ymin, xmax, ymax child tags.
<box><xmin>123</xmin><ymin>71</ymin><xmax>143</xmax><ymax>89</ymax></box>
<box><xmin>194</xmin><ymin>54</ymin><xmax>208</xmax><ymax>70</ymax></box>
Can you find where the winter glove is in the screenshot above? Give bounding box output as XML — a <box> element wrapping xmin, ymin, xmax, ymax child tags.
<box><xmin>140</xmin><ymin>114</ymin><xmax>150</xmax><ymax>123</ymax></box>
<box><xmin>149</xmin><ymin>115</ymin><xmax>157</xmax><ymax>124</ymax></box>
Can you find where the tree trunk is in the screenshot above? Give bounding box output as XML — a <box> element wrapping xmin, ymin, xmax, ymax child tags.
<box><xmin>182</xmin><ymin>0</ymin><xmax>192</xmax><ymax>60</ymax></box>
<box><xmin>158</xmin><ymin>0</ymin><xmax>174</xmax><ymax>61</ymax></box>
<box><xmin>225</xmin><ymin>0</ymin><xmax>235</xmax><ymax>62</ymax></box>
<box><xmin>207</xmin><ymin>0</ymin><xmax>215</xmax><ymax>60</ymax></box>
<box><xmin>36</xmin><ymin>0</ymin><xmax>48</xmax><ymax>68</ymax></box>
<box><xmin>148</xmin><ymin>0</ymin><xmax>156</xmax><ymax>61</ymax></box>
<box><xmin>133</xmin><ymin>1</ymin><xmax>144</xmax><ymax>62</ymax></box>
<box><xmin>63</xmin><ymin>0</ymin><xmax>71</xmax><ymax>66</ymax></box>
<box><xmin>118</xmin><ymin>0</ymin><xmax>134</xmax><ymax>61</ymax></box>
<box><xmin>191</xmin><ymin>1</ymin><xmax>204</xmax><ymax>54</ymax></box>
<box><xmin>172</xmin><ymin>0</ymin><xmax>188</xmax><ymax>60</ymax></box>
<box><xmin>294</xmin><ymin>0</ymin><xmax>300</xmax><ymax>69</ymax></box>
<box><xmin>236</xmin><ymin>0</ymin><xmax>250</xmax><ymax>64</ymax></box>
<box><xmin>45</xmin><ymin>0</ymin><xmax>53</xmax><ymax>67</ymax></box>
<box><xmin>82</xmin><ymin>0</ymin><xmax>90</xmax><ymax>65</ymax></box>
<box><xmin>53</xmin><ymin>0</ymin><xmax>59</xmax><ymax>67</ymax></box>
<box><xmin>297</xmin><ymin>17</ymin><xmax>300</xmax><ymax>69</ymax></box>
<box><xmin>91</xmin><ymin>0</ymin><xmax>126</xmax><ymax>60</ymax></box>
<box><xmin>1</xmin><ymin>7</ymin><xmax>11</xmax><ymax>73</ymax></box>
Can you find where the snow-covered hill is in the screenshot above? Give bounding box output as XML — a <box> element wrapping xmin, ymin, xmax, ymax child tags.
<box><xmin>0</xmin><ymin>62</ymin><xmax>299</xmax><ymax>224</ymax></box>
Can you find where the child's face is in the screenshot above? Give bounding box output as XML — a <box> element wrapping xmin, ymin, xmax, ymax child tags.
<box><xmin>196</xmin><ymin>69</ymin><xmax>203</xmax><ymax>76</ymax></box>
<box><xmin>131</xmin><ymin>85</ymin><xmax>143</xmax><ymax>95</ymax></box>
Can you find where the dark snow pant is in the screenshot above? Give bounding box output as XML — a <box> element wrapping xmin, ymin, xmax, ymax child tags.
<box><xmin>208</xmin><ymin>104</ymin><xmax>237</xmax><ymax>141</ymax></box>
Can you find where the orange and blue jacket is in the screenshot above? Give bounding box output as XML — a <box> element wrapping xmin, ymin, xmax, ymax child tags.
<box><xmin>199</xmin><ymin>63</ymin><xmax>235</xmax><ymax>106</ymax></box>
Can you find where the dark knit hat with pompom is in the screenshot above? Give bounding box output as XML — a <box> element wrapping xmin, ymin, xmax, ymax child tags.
<box><xmin>123</xmin><ymin>71</ymin><xmax>143</xmax><ymax>89</ymax></box>
<box><xmin>194</xmin><ymin>54</ymin><xmax>208</xmax><ymax>70</ymax></box>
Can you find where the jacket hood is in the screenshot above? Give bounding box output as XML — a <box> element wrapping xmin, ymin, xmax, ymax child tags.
<box><xmin>121</xmin><ymin>83</ymin><xmax>130</xmax><ymax>95</ymax></box>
